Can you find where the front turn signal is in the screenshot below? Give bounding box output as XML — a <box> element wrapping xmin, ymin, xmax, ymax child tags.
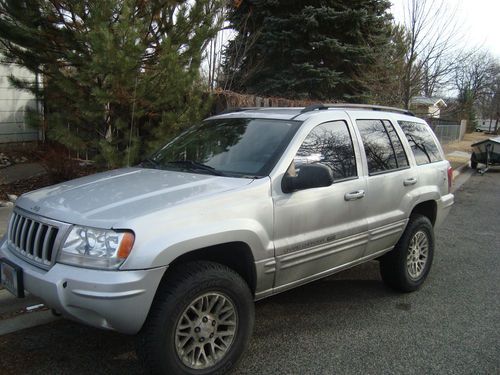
<box><xmin>117</xmin><ymin>232</ymin><xmax>135</xmax><ymax>260</ymax></box>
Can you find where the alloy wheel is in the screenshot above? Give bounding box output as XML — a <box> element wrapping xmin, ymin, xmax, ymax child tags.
<box><xmin>174</xmin><ymin>292</ymin><xmax>238</xmax><ymax>370</ymax></box>
<box><xmin>406</xmin><ymin>230</ymin><xmax>429</xmax><ymax>279</ymax></box>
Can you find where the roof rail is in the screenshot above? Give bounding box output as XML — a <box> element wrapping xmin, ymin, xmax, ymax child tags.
<box><xmin>300</xmin><ymin>103</ymin><xmax>415</xmax><ymax>116</ymax></box>
<box><xmin>300</xmin><ymin>104</ymin><xmax>329</xmax><ymax>113</ymax></box>
<box><xmin>218</xmin><ymin>107</ymin><xmax>262</xmax><ymax>115</ymax></box>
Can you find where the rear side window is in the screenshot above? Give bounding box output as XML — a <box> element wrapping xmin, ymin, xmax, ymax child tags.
<box><xmin>398</xmin><ymin>121</ymin><xmax>442</xmax><ymax>165</ymax></box>
<box><xmin>294</xmin><ymin>120</ymin><xmax>357</xmax><ymax>180</ymax></box>
<box><xmin>383</xmin><ymin>120</ymin><xmax>409</xmax><ymax>169</ymax></box>
<box><xmin>356</xmin><ymin>119</ymin><xmax>409</xmax><ymax>174</ymax></box>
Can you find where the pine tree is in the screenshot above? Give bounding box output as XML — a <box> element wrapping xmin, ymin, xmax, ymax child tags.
<box><xmin>0</xmin><ymin>0</ymin><xmax>222</xmax><ymax>167</ymax></box>
<box><xmin>222</xmin><ymin>0</ymin><xmax>393</xmax><ymax>101</ymax></box>
<box><xmin>356</xmin><ymin>25</ymin><xmax>410</xmax><ymax>107</ymax></box>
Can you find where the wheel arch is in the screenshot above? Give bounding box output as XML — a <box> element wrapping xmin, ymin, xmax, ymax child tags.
<box><xmin>165</xmin><ymin>242</ymin><xmax>257</xmax><ymax>295</ymax></box>
<box><xmin>410</xmin><ymin>200</ymin><xmax>437</xmax><ymax>226</ymax></box>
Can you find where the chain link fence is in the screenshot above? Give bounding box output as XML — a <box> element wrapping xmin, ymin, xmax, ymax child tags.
<box><xmin>432</xmin><ymin>124</ymin><xmax>461</xmax><ymax>144</ymax></box>
<box><xmin>427</xmin><ymin>118</ymin><xmax>466</xmax><ymax>144</ymax></box>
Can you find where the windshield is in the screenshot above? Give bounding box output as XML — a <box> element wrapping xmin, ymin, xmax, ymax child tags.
<box><xmin>144</xmin><ymin>118</ymin><xmax>301</xmax><ymax>178</ymax></box>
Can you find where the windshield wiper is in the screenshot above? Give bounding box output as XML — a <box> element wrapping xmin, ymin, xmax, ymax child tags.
<box><xmin>139</xmin><ymin>157</ymin><xmax>160</xmax><ymax>168</ymax></box>
<box><xmin>166</xmin><ymin>160</ymin><xmax>226</xmax><ymax>176</ymax></box>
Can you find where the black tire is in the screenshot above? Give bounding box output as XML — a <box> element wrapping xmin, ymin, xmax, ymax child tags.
<box><xmin>471</xmin><ymin>153</ymin><xmax>478</xmax><ymax>169</ymax></box>
<box><xmin>137</xmin><ymin>261</ymin><xmax>254</xmax><ymax>375</ymax></box>
<box><xmin>379</xmin><ymin>214</ymin><xmax>434</xmax><ymax>292</ymax></box>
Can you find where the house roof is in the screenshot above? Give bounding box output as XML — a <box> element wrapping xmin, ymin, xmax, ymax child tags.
<box><xmin>410</xmin><ymin>96</ymin><xmax>447</xmax><ymax>107</ymax></box>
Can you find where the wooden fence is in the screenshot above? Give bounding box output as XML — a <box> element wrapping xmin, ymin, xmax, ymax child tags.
<box><xmin>211</xmin><ymin>89</ymin><xmax>323</xmax><ymax>113</ymax></box>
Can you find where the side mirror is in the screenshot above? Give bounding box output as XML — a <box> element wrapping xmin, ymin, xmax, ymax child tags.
<box><xmin>282</xmin><ymin>163</ymin><xmax>333</xmax><ymax>193</ymax></box>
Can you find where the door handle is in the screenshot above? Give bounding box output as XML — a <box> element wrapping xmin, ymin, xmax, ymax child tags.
<box><xmin>404</xmin><ymin>177</ymin><xmax>418</xmax><ymax>186</ymax></box>
<box><xmin>344</xmin><ymin>190</ymin><xmax>365</xmax><ymax>201</ymax></box>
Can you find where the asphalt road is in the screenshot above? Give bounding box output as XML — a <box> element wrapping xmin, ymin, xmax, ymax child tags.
<box><xmin>0</xmin><ymin>170</ymin><xmax>499</xmax><ymax>374</ymax></box>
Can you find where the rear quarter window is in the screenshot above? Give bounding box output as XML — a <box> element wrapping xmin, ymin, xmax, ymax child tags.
<box><xmin>398</xmin><ymin>121</ymin><xmax>443</xmax><ymax>165</ymax></box>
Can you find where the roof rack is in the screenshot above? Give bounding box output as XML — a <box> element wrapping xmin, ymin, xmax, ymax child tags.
<box><xmin>217</xmin><ymin>107</ymin><xmax>263</xmax><ymax>115</ymax></box>
<box><xmin>300</xmin><ymin>103</ymin><xmax>415</xmax><ymax>116</ymax></box>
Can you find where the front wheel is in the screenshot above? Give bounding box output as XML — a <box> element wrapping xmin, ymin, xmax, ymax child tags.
<box><xmin>137</xmin><ymin>261</ymin><xmax>254</xmax><ymax>375</ymax></box>
<box><xmin>380</xmin><ymin>215</ymin><xmax>434</xmax><ymax>292</ymax></box>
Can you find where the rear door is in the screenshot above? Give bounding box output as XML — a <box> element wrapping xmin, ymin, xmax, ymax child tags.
<box><xmin>349</xmin><ymin>114</ymin><xmax>417</xmax><ymax>256</ymax></box>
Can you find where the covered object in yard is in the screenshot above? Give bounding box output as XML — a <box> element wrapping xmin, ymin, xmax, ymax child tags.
<box><xmin>470</xmin><ymin>137</ymin><xmax>500</xmax><ymax>170</ymax></box>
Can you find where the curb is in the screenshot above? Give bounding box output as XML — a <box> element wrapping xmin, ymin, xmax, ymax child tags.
<box><xmin>0</xmin><ymin>309</ymin><xmax>58</xmax><ymax>336</ymax></box>
<box><xmin>452</xmin><ymin>162</ymin><xmax>470</xmax><ymax>179</ymax></box>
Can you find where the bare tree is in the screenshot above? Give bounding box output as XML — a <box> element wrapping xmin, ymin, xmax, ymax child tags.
<box><xmin>206</xmin><ymin>8</ymin><xmax>227</xmax><ymax>91</ymax></box>
<box><xmin>454</xmin><ymin>52</ymin><xmax>496</xmax><ymax>104</ymax></box>
<box><xmin>401</xmin><ymin>0</ymin><xmax>467</xmax><ymax>108</ymax></box>
<box><xmin>470</xmin><ymin>57</ymin><xmax>500</xmax><ymax>133</ymax></box>
<box><xmin>453</xmin><ymin>51</ymin><xmax>499</xmax><ymax>131</ymax></box>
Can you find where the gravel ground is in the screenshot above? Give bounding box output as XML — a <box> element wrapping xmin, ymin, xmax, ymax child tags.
<box><xmin>0</xmin><ymin>169</ymin><xmax>499</xmax><ymax>374</ymax></box>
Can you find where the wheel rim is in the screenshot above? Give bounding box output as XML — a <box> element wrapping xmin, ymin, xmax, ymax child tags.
<box><xmin>174</xmin><ymin>292</ymin><xmax>238</xmax><ymax>370</ymax></box>
<box><xmin>406</xmin><ymin>230</ymin><xmax>429</xmax><ymax>280</ymax></box>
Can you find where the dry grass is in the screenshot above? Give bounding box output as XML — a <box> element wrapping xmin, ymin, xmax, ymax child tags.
<box><xmin>443</xmin><ymin>132</ymin><xmax>491</xmax><ymax>154</ymax></box>
<box><xmin>442</xmin><ymin>132</ymin><xmax>494</xmax><ymax>169</ymax></box>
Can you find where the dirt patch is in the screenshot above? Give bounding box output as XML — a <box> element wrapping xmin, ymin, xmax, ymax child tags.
<box><xmin>442</xmin><ymin>132</ymin><xmax>495</xmax><ymax>170</ymax></box>
<box><xmin>0</xmin><ymin>144</ymin><xmax>102</xmax><ymax>201</ymax></box>
<box><xmin>0</xmin><ymin>175</ymin><xmax>53</xmax><ymax>201</ymax></box>
<box><xmin>443</xmin><ymin>132</ymin><xmax>491</xmax><ymax>155</ymax></box>
<box><xmin>0</xmin><ymin>149</ymin><xmax>40</xmax><ymax>168</ymax></box>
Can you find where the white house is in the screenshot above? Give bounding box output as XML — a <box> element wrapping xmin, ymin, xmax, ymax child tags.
<box><xmin>0</xmin><ymin>60</ymin><xmax>41</xmax><ymax>143</ymax></box>
<box><xmin>409</xmin><ymin>96</ymin><xmax>447</xmax><ymax>118</ymax></box>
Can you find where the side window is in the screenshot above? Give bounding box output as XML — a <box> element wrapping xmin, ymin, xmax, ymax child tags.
<box><xmin>292</xmin><ymin>121</ymin><xmax>357</xmax><ymax>180</ymax></box>
<box><xmin>398</xmin><ymin>121</ymin><xmax>443</xmax><ymax>165</ymax></box>
<box><xmin>383</xmin><ymin>120</ymin><xmax>409</xmax><ymax>168</ymax></box>
<box><xmin>356</xmin><ymin>119</ymin><xmax>408</xmax><ymax>174</ymax></box>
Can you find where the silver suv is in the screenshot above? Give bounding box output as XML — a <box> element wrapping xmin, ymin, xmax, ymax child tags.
<box><xmin>0</xmin><ymin>104</ymin><xmax>454</xmax><ymax>374</ymax></box>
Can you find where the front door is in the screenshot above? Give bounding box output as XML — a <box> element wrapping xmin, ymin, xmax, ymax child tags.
<box><xmin>273</xmin><ymin>120</ymin><xmax>369</xmax><ymax>290</ymax></box>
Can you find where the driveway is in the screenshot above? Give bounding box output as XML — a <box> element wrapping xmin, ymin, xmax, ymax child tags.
<box><xmin>0</xmin><ymin>170</ymin><xmax>499</xmax><ymax>374</ymax></box>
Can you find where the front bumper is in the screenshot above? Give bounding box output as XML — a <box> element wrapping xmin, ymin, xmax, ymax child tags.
<box><xmin>0</xmin><ymin>237</ymin><xmax>166</xmax><ymax>334</ymax></box>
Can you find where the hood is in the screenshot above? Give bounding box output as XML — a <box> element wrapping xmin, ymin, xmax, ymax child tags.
<box><xmin>15</xmin><ymin>168</ymin><xmax>253</xmax><ymax>228</ymax></box>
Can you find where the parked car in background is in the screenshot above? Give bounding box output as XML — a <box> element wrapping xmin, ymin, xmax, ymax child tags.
<box><xmin>1</xmin><ymin>104</ymin><xmax>454</xmax><ymax>375</ymax></box>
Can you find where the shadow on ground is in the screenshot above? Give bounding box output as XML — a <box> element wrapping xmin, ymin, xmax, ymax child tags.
<box><xmin>0</xmin><ymin>262</ymin><xmax>389</xmax><ymax>375</ymax></box>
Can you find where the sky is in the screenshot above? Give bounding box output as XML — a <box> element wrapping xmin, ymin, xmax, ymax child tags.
<box><xmin>390</xmin><ymin>0</ymin><xmax>500</xmax><ymax>58</ymax></box>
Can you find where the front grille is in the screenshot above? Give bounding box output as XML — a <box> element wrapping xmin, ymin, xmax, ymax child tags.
<box><xmin>7</xmin><ymin>211</ymin><xmax>61</xmax><ymax>268</ymax></box>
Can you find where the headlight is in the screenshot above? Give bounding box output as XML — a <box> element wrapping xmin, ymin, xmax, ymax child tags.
<box><xmin>59</xmin><ymin>226</ymin><xmax>135</xmax><ymax>269</ymax></box>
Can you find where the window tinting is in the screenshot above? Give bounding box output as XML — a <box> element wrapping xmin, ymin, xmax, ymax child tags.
<box><xmin>294</xmin><ymin>121</ymin><xmax>357</xmax><ymax>180</ymax></box>
<box><xmin>398</xmin><ymin>121</ymin><xmax>442</xmax><ymax>165</ymax></box>
<box><xmin>383</xmin><ymin>120</ymin><xmax>409</xmax><ymax>168</ymax></box>
<box><xmin>357</xmin><ymin>119</ymin><xmax>407</xmax><ymax>174</ymax></box>
<box><xmin>150</xmin><ymin>118</ymin><xmax>300</xmax><ymax>177</ymax></box>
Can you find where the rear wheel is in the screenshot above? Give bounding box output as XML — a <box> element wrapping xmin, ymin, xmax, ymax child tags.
<box><xmin>471</xmin><ymin>153</ymin><xmax>478</xmax><ymax>169</ymax></box>
<box><xmin>137</xmin><ymin>261</ymin><xmax>254</xmax><ymax>375</ymax></box>
<box><xmin>380</xmin><ymin>214</ymin><xmax>434</xmax><ymax>292</ymax></box>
